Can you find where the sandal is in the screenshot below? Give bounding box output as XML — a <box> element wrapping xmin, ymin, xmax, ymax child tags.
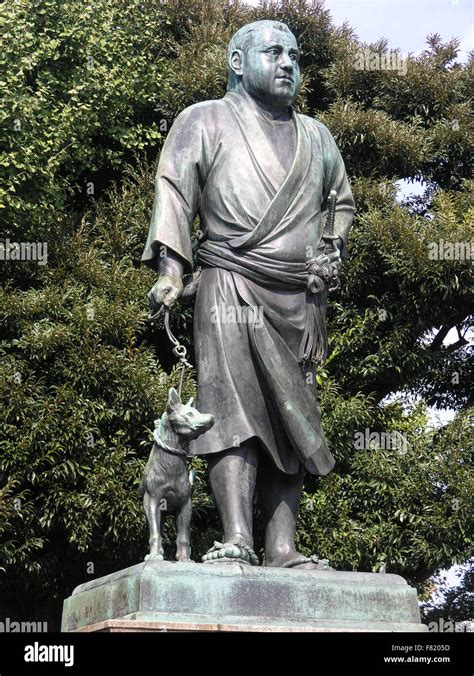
<box><xmin>283</xmin><ymin>554</ymin><xmax>332</xmax><ymax>570</ymax></box>
<box><xmin>202</xmin><ymin>537</ymin><xmax>259</xmax><ymax>566</ymax></box>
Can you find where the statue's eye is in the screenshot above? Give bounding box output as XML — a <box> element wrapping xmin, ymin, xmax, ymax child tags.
<box><xmin>268</xmin><ymin>48</ymin><xmax>279</xmax><ymax>57</ymax></box>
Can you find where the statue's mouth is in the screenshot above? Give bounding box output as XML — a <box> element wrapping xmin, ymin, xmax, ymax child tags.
<box><xmin>276</xmin><ymin>76</ymin><xmax>293</xmax><ymax>84</ymax></box>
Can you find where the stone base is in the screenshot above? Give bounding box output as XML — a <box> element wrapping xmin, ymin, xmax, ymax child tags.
<box><xmin>61</xmin><ymin>560</ymin><xmax>427</xmax><ymax>633</ymax></box>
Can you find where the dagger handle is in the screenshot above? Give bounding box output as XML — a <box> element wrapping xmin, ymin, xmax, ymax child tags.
<box><xmin>322</xmin><ymin>190</ymin><xmax>340</xmax><ymax>291</ymax></box>
<box><xmin>324</xmin><ymin>189</ymin><xmax>338</xmax><ymax>238</ymax></box>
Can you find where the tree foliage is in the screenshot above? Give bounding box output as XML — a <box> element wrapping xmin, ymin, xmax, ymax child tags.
<box><xmin>421</xmin><ymin>558</ymin><xmax>474</xmax><ymax>627</ymax></box>
<box><xmin>0</xmin><ymin>0</ymin><xmax>472</xmax><ymax>628</ymax></box>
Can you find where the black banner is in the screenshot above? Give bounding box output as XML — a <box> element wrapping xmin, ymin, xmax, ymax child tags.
<box><xmin>0</xmin><ymin>631</ymin><xmax>471</xmax><ymax>675</ymax></box>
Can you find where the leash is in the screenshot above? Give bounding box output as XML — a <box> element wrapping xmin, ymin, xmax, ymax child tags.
<box><xmin>148</xmin><ymin>305</ymin><xmax>192</xmax><ymax>397</ymax></box>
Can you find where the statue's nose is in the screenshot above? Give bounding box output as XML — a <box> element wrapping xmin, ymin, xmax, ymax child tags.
<box><xmin>280</xmin><ymin>51</ymin><xmax>294</xmax><ymax>71</ymax></box>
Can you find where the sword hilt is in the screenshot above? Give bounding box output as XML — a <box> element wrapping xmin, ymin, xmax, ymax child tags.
<box><xmin>322</xmin><ymin>190</ymin><xmax>340</xmax><ymax>291</ymax></box>
<box><xmin>323</xmin><ymin>189</ymin><xmax>338</xmax><ymax>240</ymax></box>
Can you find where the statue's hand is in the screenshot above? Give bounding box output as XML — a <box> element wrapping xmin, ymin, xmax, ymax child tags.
<box><xmin>148</xmin><ymin>274</ymin><xmax>183</xmax><ymax>312</ymax></box>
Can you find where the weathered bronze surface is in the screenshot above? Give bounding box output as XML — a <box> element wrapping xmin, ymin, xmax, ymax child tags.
<box><xmin>142</xmin><ymin>20</ymin><xmax>355</xmax><ymax>568</ymax></box>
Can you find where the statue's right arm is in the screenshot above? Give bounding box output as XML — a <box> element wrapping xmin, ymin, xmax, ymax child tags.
<box><xmin>142</xmin><ymin>106</ymin><xmax>207</xmax><ymax>311</ymax></box>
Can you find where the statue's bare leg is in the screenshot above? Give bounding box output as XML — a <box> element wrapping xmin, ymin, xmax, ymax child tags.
<box><xmin>207</xmin><ymin>440</ymin><xmax>259</xmax><ymax>548</ymax></box>
<box><xmin>258</xmin><ymin>452</ymin><xmax>328</xmax><ymax>569</ymax></box>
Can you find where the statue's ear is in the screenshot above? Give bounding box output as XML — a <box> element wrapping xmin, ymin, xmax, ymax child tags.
<box><xmin>230</xmin><ymin>48</ymin><xmax>244</xmax><ymax>77</ymax></box>
<box><xmin>186</xmin><ymin>396</ymin><xmax>194</xmax><ymax>407</ymax></box>
<box><xmin>166</xmin><ymin>387</ymin><xmax>181</xmax><ymax>412</ymax></box>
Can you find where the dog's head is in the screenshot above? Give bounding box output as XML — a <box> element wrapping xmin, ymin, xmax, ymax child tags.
<box><xmin>164</xmin><ymin>388</ymin><xmax>214</xmax><ymax>441</ymax></box>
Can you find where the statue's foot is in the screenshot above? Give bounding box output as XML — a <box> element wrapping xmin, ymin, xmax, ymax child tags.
<box><xmin>264</xmin><ymin>551</ymin><xmax>333</xmax><ymax>571</ymax></box>
<box><xmin>202</xmin><ymin>536</ymin><xmax>259</xmax><ymax>566</ymax></box>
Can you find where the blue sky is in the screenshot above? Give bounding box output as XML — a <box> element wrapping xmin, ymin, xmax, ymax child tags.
<box><xmin>246</xmin><ymin>0</ymin><xmax>473</xmax><ymax>62</ymax></box>
<box><xmin>326</xmin><ymin>0</ymin><xmax>472</xmax><ymax>62</ymax></box>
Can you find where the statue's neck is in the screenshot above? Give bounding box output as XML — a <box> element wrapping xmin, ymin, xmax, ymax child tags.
<box><xmin>236</xmin><ymin>85</ymin><xmax>292</xmax><ymax>122</ymax></box>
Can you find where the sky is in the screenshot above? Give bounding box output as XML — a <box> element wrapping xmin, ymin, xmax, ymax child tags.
<box><xmin>326</xmin><ymin>0</ymin><xmax>472</xmax><ymax>199</ymax></box>
<box><xmin>246</xmin><ymin>0</ymin><xmax>473</xmax><ymax>62</ymax></box>
<box><xmin>325</xmin><ymin>0</ymin><xmax>473</xmax><ymax>63</ymax></box>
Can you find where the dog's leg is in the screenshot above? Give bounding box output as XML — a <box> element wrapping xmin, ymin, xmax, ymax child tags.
<box><xmin>144</xmin><ymin>493</ymin><xmax>164</xmax><ymax>560</ymax></box>
<box><xmin>175</xmin><ymin>497</ymin><xmax>192</xmax><ymax>562</ymax></box>
<box><xmin>156</xmin><ymin>500</ymin><xmax>165</xmax><ymax>558</ymax></box>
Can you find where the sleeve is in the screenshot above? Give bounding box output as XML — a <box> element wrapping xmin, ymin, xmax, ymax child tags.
<box><xmin>141</xmin><ymin>106</ymin><xmax>207</xmax><ymax>274</ymax></box>
<box><xmin>318</xmin><ymin>123</ymin><xmax>356</xmax><ymax>258</ymax></box>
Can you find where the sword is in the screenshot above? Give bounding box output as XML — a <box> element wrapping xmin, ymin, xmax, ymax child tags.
<box><xmin>322</xmin><ymin>189</ymin><xmax>340</xmax><ymax>292</ymax></box>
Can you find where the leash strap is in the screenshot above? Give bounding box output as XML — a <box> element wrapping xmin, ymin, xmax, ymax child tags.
<box><xmin>148</xmin><ymin>305</ymin><xmax>191</xmax><ymax>397</ymax></box>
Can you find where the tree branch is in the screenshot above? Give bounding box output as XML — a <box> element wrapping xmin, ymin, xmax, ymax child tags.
<box><xmin>444</xmin><ymin>337</ymin><xmax>469</xmax><ymax>354</ymax></box>
<box><xmin>429</xmin><ymin>321</ymin><xmax>470</xmax><ymax>352</ymax></box>
<box><xmin>429</xmin><ymin>324</ymin><xmax>454</xmax><ymax>351</ymax></box>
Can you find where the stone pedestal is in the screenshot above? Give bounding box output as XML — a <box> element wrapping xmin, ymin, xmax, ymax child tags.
<box><xmin>62</xmin><ymin>560</ymin><xmax>427</xmax><ymax>632</ymax></box>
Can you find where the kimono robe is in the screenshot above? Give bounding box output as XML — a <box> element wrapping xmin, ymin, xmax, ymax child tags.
<box><xmin>141</xmin><ymin>89</ymin><xmax>355</xmax><ymax>476</ymax></box>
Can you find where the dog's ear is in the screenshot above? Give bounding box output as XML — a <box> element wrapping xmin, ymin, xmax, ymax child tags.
<box><xmin>186</xmin><ymin>396</ymin><xmax>194</xmax><ymax>407</ymax></box>
<box><xmin>166</xmin><ymin>387</ymin><xmax>181</xmax><ymax>413</ymax></box>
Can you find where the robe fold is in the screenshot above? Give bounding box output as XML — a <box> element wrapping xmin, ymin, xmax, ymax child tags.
<box><xmin>141</xmin><ymin>90</ymin><xmax>355</xmax><ymax>475</ymax></box>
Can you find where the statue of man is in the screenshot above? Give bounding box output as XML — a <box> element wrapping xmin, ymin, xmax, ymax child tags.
<box><xmin>142</xmin><ymin>20</ymin><xmax>355</xmax><ymax>569</ymax></box>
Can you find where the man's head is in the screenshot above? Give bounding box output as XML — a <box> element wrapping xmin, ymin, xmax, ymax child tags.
<box><xmin>227</xmin><ymin>20</ymin><xmax>300</xmax><ymax>109</ymax></box>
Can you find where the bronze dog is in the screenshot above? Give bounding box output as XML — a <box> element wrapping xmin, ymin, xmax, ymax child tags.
<box><xmin>141</xmin><ymin>388</ymin><xmax>214</xmax><ymax>561</ymax></box>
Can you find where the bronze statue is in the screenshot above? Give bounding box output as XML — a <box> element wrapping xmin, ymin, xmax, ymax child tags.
<box><xmin>142</xmin><ymin>20</ymin><xmax>355</xmax><ymax>569</ymax></box>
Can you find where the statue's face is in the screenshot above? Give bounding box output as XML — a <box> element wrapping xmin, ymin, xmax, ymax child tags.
<box><xmin>239</xmin><ymin>26</ymin><xmax>301</xmax><ymax>108</ymax></box>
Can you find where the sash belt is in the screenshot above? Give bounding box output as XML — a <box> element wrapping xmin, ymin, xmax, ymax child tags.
<box><xmin>195</xmin><ymin>242</ymin><xmax>332</xmax><ymax>367</ymax></box>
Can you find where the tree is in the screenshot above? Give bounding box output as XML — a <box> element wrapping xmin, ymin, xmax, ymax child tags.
<box><xmin>1</xmin><ymin>0</ymin><xmax>472</xmax><ymax>629</ymax></box>
<box><xmin>421</xmin><ymin>559</ymin><xmax>474</xmax><ymax>629</ymax></box>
